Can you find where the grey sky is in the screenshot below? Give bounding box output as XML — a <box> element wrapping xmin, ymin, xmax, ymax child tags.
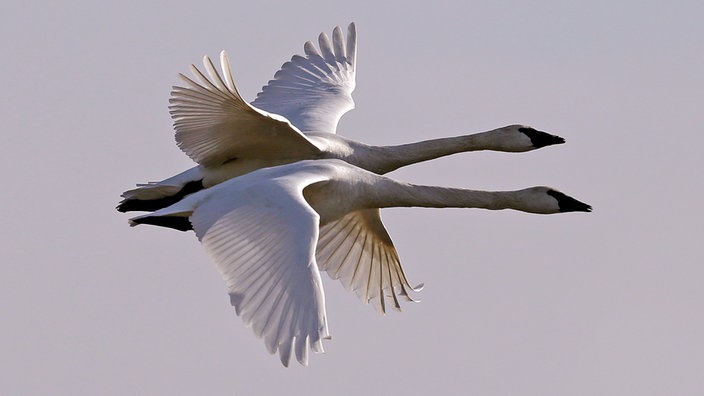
<box><xmin>2</xmin><ymin>1</ymin><xmax>702</xmax><ymax>395</ymax></box>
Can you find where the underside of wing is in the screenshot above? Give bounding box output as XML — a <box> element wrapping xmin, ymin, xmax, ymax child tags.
<box><xmin>316</xmin><ymin>209</ymin><xmax>422</xmax><ymax>313</ymax></box>
<box><xmin>189</xmin><ymin>175</ymin><xmax>331</xmax><ymax>366</ymax></box>
<box><xmin>170</xmin><ymin>52</ymin><xmax>322</xmax><ymax>167</ymax></box>
<box><xmin>251</xmin><ymin>23</ymin><xmax>357</xmax><ymax>134</ymax></box>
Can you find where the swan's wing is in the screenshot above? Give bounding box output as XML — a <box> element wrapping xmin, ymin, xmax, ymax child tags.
<box><xmin>251</xmin><ymin>23</ymin><xmax>357</xmax><ymax>134</ymax></box>
<box><xmin>169</xmin><ymin>52</ymin><xmax>322</xmax><ymax>167</ymax></box>
<box><xmin>316</xmin><ymin>209</ymin><xmax>422</xmax><ymax>313</ymax></box>
<box><xmin>189</xmin><ymin>175</ymin><xmax>331</xmax><ymax>366</ymax></box>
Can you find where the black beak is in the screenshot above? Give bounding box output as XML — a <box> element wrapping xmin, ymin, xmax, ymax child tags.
<box><xmin>519</xmin><ymin>127</ymin><xmax>566</xmax><ymax>148</ymax></box>
<box><xmin>547</xmin><ymin>190</ymin><xmax>592</xmax><ymax>213</ymax></box>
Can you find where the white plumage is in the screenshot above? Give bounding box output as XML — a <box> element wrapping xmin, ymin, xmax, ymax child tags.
<box><xmin>122</xmin><ymin>23</ymin><xmax>589</xmax><ymax>366</ymax></box>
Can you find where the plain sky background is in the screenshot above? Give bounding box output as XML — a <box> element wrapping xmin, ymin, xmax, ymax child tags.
<box><xmin>2</xmin><ymin>1</ymin><xmax>703</xmax><ymax>395</ymax></box>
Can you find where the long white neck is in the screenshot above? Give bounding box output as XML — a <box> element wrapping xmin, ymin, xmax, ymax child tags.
<box><xmin>364</xmin><ymin>178</ymin><xmax>589</xmax><ymax>215</ymax></box>
<box><xmin>374</xmin><ymin>184</ymin><xmax>525</xmax><ymax>211</ymax></box>
<box><xmin>344</xmin><ymin>126</ymin><xmax>556</xmax><ymax>174</ymax></box>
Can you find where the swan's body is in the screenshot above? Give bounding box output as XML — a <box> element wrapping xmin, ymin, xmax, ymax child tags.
<box><xmin>118</xmin><ymin>23</ymin><xmax>564</xmax><ymax>213</ymax></box>
<box><xmin>130</xmin><ymin>159</ymin><xmax>591</xmax><ymax>366</ymax></box>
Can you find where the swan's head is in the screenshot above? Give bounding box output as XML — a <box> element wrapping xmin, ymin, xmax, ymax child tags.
<box><xmin>519</xmin><ymin>187</ymin><xmax>592</xmax><ymax>214</ymax></box>
<box><xmin>493</xmin><ymin>125</ymin><xmax>565</xmax><ymax>152</ymax></box>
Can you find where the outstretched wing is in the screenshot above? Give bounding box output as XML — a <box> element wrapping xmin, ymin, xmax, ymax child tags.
<box><xmin>169</xmin><ymin>52</ymin><xmax>322</xmax><ymax>167</ymax></box>
<box><xmin>252</xmin><ymin>23</ymin><xmax>357</xmax><ymax>134</ymax></box>
<box><xmin>316</xmin><ymin>209</ymin><xmax>422</xmax><ymax>313</ymax></box>
<box><xmin>188</xmin><ymin>173</ymin><xmax>331</xmax><ymax>366</ymax></box>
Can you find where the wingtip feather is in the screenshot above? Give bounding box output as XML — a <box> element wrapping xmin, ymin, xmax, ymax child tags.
<box><xmin>332</xmin><ymin>25</ymin><xmax>345</xmax><ymax>62</ymax></box>
<box><xmin>346</xmin><ymin>22</ymin><xmax>357</xmax><ymax>70</ymax></box>
<box><xmin>219</xmin><ymin>50</ymin><xmax>237</xmax><ymax>92</ymax></box>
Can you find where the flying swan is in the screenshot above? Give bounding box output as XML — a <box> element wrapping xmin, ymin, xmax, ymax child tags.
<box><xmin>130</xmin><ymin>159</ymin><xmax>591</xmax><ymax>366</ymax></box>
<box><xmin>119</xmin><ymin>23</ymin><xmax>564</xmax><ymax>213</ymax></box>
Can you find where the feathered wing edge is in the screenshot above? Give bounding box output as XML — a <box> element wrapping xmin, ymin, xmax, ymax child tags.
<box><xmin>316</xmin><ymin>209</ymin><xmax>423</xmax><ymax>313</ymax></box>
<box><xmin>130</xmin><ymin>170</ymin><xmax>333</xmax><ymax>367</ymax></box>
<box><xmin>169</xmin><ymin>52</ymin><xmax>322</xmax><ymax>167</ymax></box>
<box><xmin>251</xmin><ymin>23</ymin><xmax>357</xmax><ymax>133</ymax></box>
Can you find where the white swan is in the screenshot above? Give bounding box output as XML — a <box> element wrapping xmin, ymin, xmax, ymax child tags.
<box><xmin>129</xmin><ymin>159</ymin><xmax>591</xmax><ymax>366</ymax></box>
<box><xmin>118</xmin><ymin>23</ymin><xmax>564</xmax><ymax>213</ymax></box>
